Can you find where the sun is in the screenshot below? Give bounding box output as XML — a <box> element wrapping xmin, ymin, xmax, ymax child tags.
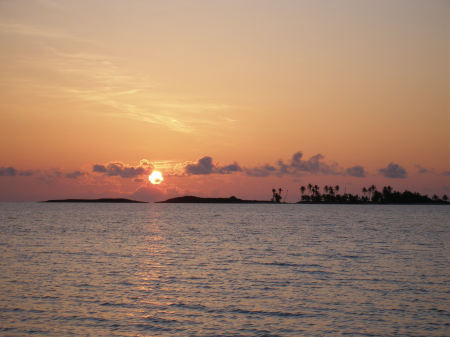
<box><xmin>148</xmin><ymin>171</ymin><xmax>164</xmax><ymax>184</ymax></box>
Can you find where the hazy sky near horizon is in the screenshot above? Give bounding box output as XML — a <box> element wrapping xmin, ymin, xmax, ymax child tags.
<box><xmin>0</xmin><ymin>0</ymin><xmax>449</xmax><ymax>201</ymax></box>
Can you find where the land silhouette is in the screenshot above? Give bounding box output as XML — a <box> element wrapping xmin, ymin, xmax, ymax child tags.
<box><xmin>44</xmin><ymin>198</ymin><xmax>147</xmax><ymax>203</ymax></box>
<box><xmin>296</xmin><ymin>184</ymin><xmax>448</xmax><ymax>204</ymax></box>
<box><xmin>160</xmin><ymin>185</ymin><xmax>448</xmax><ymax>204</ymax></box>
<box><xmin>158</xmin><ymin>196</ymin><xmax>271</xmax><ymax>204</ymax></box>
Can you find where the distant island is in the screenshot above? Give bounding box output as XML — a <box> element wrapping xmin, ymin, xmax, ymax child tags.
<box><xmin>158</xmin><ymin>196</ymin><xmax>270</xmax><ymax>203</ymax></box>
<box><xmin>44</xmin><ymin>198</ymin><xmax>147</xmax><ymax>203</ymax></box>
<box><xmin>295</xmin><ymin>185</ymin><xmax>448</xmax><ymax>204</ymax></box>
<box><xmin>158</xmin><ymin>185</ymin><xmax>449</xmax><ymax>205</ymax></box>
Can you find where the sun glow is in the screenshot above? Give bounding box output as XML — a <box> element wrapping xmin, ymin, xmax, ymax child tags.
<box><xmin>148</xmin><ymin>171</ymin><xmax>164</xmax><ymax>184</ymax></box>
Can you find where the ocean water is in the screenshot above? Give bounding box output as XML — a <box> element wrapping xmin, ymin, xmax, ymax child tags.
<box><xmin>0</xmin><ymin>203</ymin><xmax>449</xmax><ymax>337</ymax></box>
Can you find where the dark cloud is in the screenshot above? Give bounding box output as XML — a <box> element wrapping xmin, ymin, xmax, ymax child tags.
<box><xmin>185</xmin><ymin>157</ymin><xmax>242</xmax><ymax>175</ymax></box>
<box><xmin>415</xmin><ymin>165</ymin><xmax>431</xmax><ymax>174</ymax></box>
<box><xmin>291</xmin><ymin>152</ymin><xmax>322</xmax><ymax>173</ymax></box>
<box><xmin>0</xmin><ymin>167</ymin><xmax>34</xmax><ymax>177</ymax></box>
<box><xmin>245</xmin><ymin>164</ymin><xmax>277</xmax><ymax>177</ymax></box>
<box><xmin>185</xmin><ymin>156</ymin><xmax>214</xmax><ymax>175</ymax></box>
<box><xmin>92</xmin><ymin>161</ymin><xmax>153</xmax><ymax>178</ymax></box>
<box><xmin>441</xmin><ymin>171</ymin><xmax>450</xmax><ymax>176</ymax></box>
<box><xmin>216</xmin><ymin>162</ymin><xmax>242</xmax><ymax>174</ymax></box>
<box><xmin>93</xmin><ymin>164</ymin><xmax>107</xmax><ymax>173</ymax></box>
<box><xmin>289</xmin><ymin>152</ymin><xmax>339</xmax><ymax>175</ymax></box>
<box><xmin>186</xmin><ymin>152</ymin><xmax>348</xmax><ymax>177</ymax></box>
<box><xmin>379</xmin><ymin>163</ymin><xmax>407</xmax><ymax>178</ymax></box>
<box><xmin>65</xmin><ymin>170</ymin><xmax>85</xmax><ymax>179</ymax></box>
<box><xmin>246</xmin><ymin>152</ymin><xmax>341</xmax><ymax>177</ymax></box>
<box><xmin>0</xmin><ymin>167</ymin><xmax>17</xmax><ymax>176</ymax></box>
<box><xmin>345</xmin><ymin>165</ymin><xmax>366</xmax><ymax>177</ymax></box>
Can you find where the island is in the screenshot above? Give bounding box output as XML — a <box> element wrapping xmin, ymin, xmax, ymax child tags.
<box><xmin>44</xmin><ymin>198</ymin><xmax>147</xmax><ymax>203</ymax></box>
<box><xmin>158</xmin><ymin>185</ymin><xmax>449</xmax><ymax>205</ymax></box>
<box><xmin>157</xmin><ymin>196</ymin><xmax>271</xmax><ymax>203</ymax></box>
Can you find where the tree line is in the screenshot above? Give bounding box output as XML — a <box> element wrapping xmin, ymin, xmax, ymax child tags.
<box><xmin>271</xmin><ymin>184</ymin><xmax>448</xmax><ymax>204</ymax></box>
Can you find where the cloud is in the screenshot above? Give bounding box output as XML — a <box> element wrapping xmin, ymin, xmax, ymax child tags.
<box><xmin>0</xmin><ymin>167</ymin><xmax>17</xmax><ymax>176</ymax></box>
<box><xmin>92</xmin><ymin>160</ymin><xmax>153</xmax><ymax>178</ymax></box>
<box><xmin>441</xmin><ymin>171</ymin><xmax>450</xmax><ymax>176</ymax></box>
<box><xmin>92</xmin><ymin>164</ymin><xmax>107</xmax><ymax>173</ymax></box>
<box><xmin>245</xmin><ymin>164</ymin><xmax>277</xmax><ymax>177</ymax></box>
<box><xmin>185</xmin><ymin>152</ymin><xmax>358</xmax><ymax>178</ymax></box>
<box><xmin>246</xmin><ymin>152</ymin><xmax>342</xmax><ymax>177</ymax></box>
<box><xmin>19</xmin><ymin>170</ymin><xmax>33</xmax><ymax>176</ymax></box>
<box><xmin>345</xmin><ymin>165</ymin><xmax>366</xmax><ymax>177</ymax></box>
<box><xmin>0</xmin><ymin>167</ymin><xmax>34</xmax><ymax>177</ymax></box>
<box><xmin>379</xmin><ymin>163</ymin><xmax>407</xmax><ymax>178</ymax></box>
<box><xmin>415</xmin><ymin>165</ymin><xmax>431</xmax><ymax>174</ymax></box>
<box><xmin>185</xmin><ymin>156</ymin><xmax>214</xmax><ymax>175</ymax></box>
<box><xmin>216</xmin><ymin>162</ymin><xmax>242</xmax><ymax>174</ymax></box>
<box><xmin>289</xmin><ymin>152</ymin><xmax>339</xmax><ymax>175</ymax></box>
<box><xmin>65</xmin><ymin>170</ymin><xmax>85</xmax><ymax>179</ymax></box>
<box><xmin>0</xmin><ymin>22</ymin><xmax>79</xmax><ymax>40</ymax></box>
<box><xmin>185</xmin><ymin>157</ymin><xmax>242</xmax><ymax>175</ymax></box>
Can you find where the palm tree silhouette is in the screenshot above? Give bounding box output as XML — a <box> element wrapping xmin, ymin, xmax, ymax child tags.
<box><xmin>300</xmin><ymin>186</ymin><xmax>306</xmax><ymax>200</ymax></box>
<box><xmin>328</xmin><ymin>186</ymin><xmax>334</xmax><ymax>196</ymax></box>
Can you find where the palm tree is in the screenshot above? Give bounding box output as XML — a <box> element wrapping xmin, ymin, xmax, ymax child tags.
<box><xmin>335</xmin><ymin>185</ymin><xmax>339</xmax><ymax>194</ymax></box>
<box><xmin>300</xmin><ymin>186</ymin><xmax>306</xmax><ymax>201</ymax></box>
<box><xmin>328</xmin><ymin>186</ymin><xmax>334</xmax><ymax>196</ymax></box>
<box><xmin>324</xmin><ymin>185</ymin><xmax>329</xmax><ymax>195</ymax></box>
<box><xmin>369</xmin><ymin>185</ymin><xmax>376</xmax><ymax>200</ymax></box>
<box><xmin>362</xmin><ymin>187</ymin><xmax>367</xmax><ymax>198</ymax></box>
<box><xmin>307</xmin><ymin>184</ymin><xmax>313</xmax><ymax>196</ymax></box>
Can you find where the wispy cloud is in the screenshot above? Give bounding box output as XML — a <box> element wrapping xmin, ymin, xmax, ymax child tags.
<box><xmin>0</xmin><ymin>22</ymin><xmax>88</xmax><ymax>42</ymax></box>
<box><xmin>0</xmin><ymin>20</ymin><xmax>235</xmax><ymax>133</ymax></box>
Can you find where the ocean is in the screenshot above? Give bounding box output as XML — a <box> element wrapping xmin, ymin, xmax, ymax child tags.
<box><xmin>0</xmin><ymin>203</ymin><xmax>449</xmax><ymax>336</ymax></box>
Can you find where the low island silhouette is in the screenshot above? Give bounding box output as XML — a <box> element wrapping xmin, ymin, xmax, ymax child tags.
<box><xmin>159</xmin><ymin>185</ymin><xmax>449</xmax><ymax>204</ymax></box>
<box><xmin>43</xmin><ymin>185</ymin><xmax>448</xmax><ymax>205</ymax></box>
<box><xmin>44</xmin><ymin>198</ymin><xmax>147</xmax><ymax>203</ymax></box>
<box><xmin>157</xmin><ymin>196</ymin><xmax>271</xmax><ymax>203</ymax></box>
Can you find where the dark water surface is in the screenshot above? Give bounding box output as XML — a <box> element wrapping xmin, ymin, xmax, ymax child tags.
<box><xmin>0</xmin><ymin>203</ymin><xmax>449</xmax><ymax>336</ymax></box>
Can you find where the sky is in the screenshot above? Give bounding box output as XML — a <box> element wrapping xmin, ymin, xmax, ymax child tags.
<box><xmin>0</xmin><ymin>0</ymin><xmax>449</xmax><ymax>202</ymax></box>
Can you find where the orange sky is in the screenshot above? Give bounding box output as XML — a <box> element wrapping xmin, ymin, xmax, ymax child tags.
<box><xmin>0</xmin><ymin>0</ymin><xmax>449</xmax><ymax>201</ymax></box>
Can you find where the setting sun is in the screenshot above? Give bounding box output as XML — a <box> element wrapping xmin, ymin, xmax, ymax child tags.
<box><xmin>148</xmin><ymin>171</ymin><xmax>163</xmax><ymax>184</ymax></box>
